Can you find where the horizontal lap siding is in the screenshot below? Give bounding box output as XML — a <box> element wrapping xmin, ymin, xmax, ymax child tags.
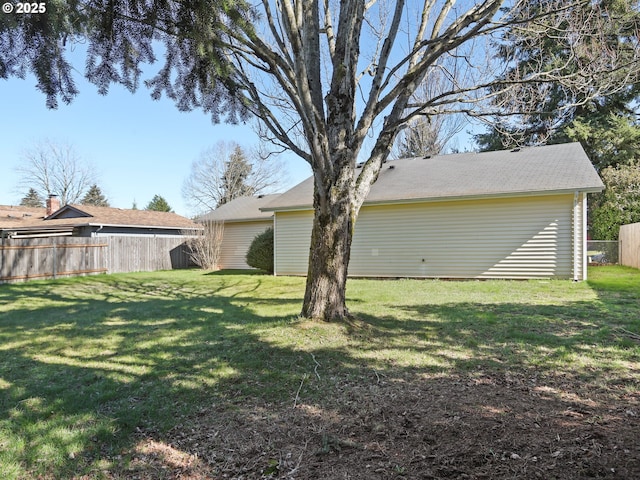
<box><xmin>351</xmin><ymin>196</ymin><xmax>574</xmax><ymax>279</ymax></box>
<box><xmin>219</xmin><ymin>221</ymin><xmax>272</xmax><ymax>269</ymax></box>
<box><xmin>275</xmin><ymin>195</ymin><xmax>575</xmax><ymax>279</ymax></box>
<box><xmin>274</xmin><ymin>211</ymin><xmax>313</xmax><ymax>275</ymax></box>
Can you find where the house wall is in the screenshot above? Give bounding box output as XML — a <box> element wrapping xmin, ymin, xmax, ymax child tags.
<box><xmin>274</xmin><ymin>194</ymin><xmax>583</xmax><ymax>279</ymax></box>
<box><xmin>218</xmin><ymin>220</ymin><xmax>272</xmax><ymax>269</ymax></box>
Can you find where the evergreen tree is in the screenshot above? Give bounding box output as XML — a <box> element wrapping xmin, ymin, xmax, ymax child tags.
<box><xmin>80</xmin><ymin>184</ymin><xmax>110</xmax><ymax>206</ymax></box>
<box><xmin>19</xmin><ymin>188</ymin><xmax>44</xmax><ymax>208</ymax></box>
<box><xmin>145</xmin><ymin>195</ymin><xmax>173</xmax><ymax>212</ymax></box>
<box><xmin>590</xmin><ymin>165</ymin><xmax>640</xmax><ymax>240</ymax></box>
<box><xmin>475</xmin><ymin>0</ymin><xmax>640</xmax><ymax>152</ymax></box>
<box><xmin>182</xmin><ymin>141</ymin><xmax>283</xmax><ymax>214</ymax></box>
<box><xmin>218</xmin><ymin>146</ymin><xmax>255</xmax><ymax>207</ymax></box>
<box><xmin>560</xmin><ymin>113</ymin><xmax>640</xmax><ymax>171</ymax></box>
<box><xmin>477</xmin><ymin>111</ymin><xmax>640</xmax><ymax>170</ymax></box>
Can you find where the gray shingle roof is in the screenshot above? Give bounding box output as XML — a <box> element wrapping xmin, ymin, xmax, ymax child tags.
<box><xmin>263</xmin><ymin>143</ymin><xmax>604</xmax><ymax>211</ymax></box>
<box><xmin>198</xmin><ymin>194</ymin><xmax>281</xmax><ymax>222</ymax></box>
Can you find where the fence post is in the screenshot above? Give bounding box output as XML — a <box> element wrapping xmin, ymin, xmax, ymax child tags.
<box><xmin>52</xmin><ymin>241</ymin><xmax>57</xmax><ymax>279</ymax></box>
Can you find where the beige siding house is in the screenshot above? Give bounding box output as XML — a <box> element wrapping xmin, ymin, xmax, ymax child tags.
<box><xmin>199</xmin><ymin>195</ymin><xmax>279</xmax><ymax>269</ymax></box>
<box><xmin>263</xmin><ymin>143</ymin><xmax>603</xmax><ymax>280</ymax></box>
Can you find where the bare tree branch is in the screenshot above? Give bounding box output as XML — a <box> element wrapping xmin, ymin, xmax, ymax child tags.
<box><xmin>15</xmin><ymin>139</ymin><xmax>97</xmax><ymax>205</ymax></box>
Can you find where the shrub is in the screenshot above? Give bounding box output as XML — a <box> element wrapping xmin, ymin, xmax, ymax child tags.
<box><xmin>246</xmin><ymin>227</ymin><xmax>274</xmax><ymax>273</ymax></box>
<box><xmin>184</xmin><ymin>221</ymin><xmax>224</xmax><ymax>270</ymax></box>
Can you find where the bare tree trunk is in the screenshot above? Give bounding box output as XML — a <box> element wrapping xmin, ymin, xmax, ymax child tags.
<box><xmin>301</xmin><ymin>165</ymin><xmax>355</xmax><ymax>321</ymax></box>
<box><xmin>301</xmin><ymin>196</ymin><xmax>353</xmax><ymax>321</ymax></box>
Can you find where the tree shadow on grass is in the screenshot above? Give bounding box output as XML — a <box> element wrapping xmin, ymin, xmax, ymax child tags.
<box><xmin>0</xmin><ymin>275</ymin><xmax>309</xmax><ymax>478</ymax></box>
<box><xmin>204</xmin><ymin>268</ymin><xmax>266</xmax><ymax>276</ymax></box>
<box><xmin>1</xmin><ymin>271</ymin><xmax>639</xmax><ymax>479</ymax></box>
<box><xmin>349</xmin><ymin>278</ymin><xmax>640</xmax><ymax>385</ymax></box>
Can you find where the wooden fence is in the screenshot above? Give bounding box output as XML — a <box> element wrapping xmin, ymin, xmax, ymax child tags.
<box><xmin>619</xmin><ymin>222</ymin><xmax>640</xmax><ymax>270</ymax></box>
<box><xmin>0</xmin><ymin>236</ymin><xmax>194</xmax><ymax>283</ymax></box>
<box><xmin>105</xmin><ymin>236</ymin><xmax>193</xmax><ymax>273</ymax></box>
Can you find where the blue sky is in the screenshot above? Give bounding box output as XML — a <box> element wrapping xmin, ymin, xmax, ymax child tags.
<box><xmin>0</xmin><ymin>67</ymin><xmax>311</xmax><ymax>217</ymax></box>
<box><xmin>0</xmin><ymin>54</ymin><xmax>479</xmax><ymax>218</ymax></box>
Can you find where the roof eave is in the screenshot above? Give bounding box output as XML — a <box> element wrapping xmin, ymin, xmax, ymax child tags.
<box><xmin>265</xmin><ymin>187</ymin><xmax>605</xmax><ymax>212</ymax></box>
<box><xmin>201</xmin><ymin>216</ymin><xmax>273</xmax><ymax>223</ymax></box>
<box><xmin>1</xmin><ymin>223</ymin><xmax>201</xmax><ymax>232</ymax></box>
<box><xmin>84</xmin><ymin>223</ymin><xmax>202</xmax><ymax>230</ymax></box>
<box><xmin>0</xmin><ymin>225</ymin><xmax>75</xmax><ymax>234</ymax></box>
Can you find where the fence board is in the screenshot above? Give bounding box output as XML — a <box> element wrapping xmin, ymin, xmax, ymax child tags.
<box><xmin>105</xmin><ymin>236</ymin><xmax>192</xmax><ymax>273</ymax></box>
<box><xmin>0</xmin><ymin>235</ymin><xmax>194</xmax><ymax>283</ymax></box>
<box><xmin>0</xmin><ymin>238</ymin><xmax>107</xmax><ymax>282</ymax></box>
<box><xmin>620</xmin><ymin>222</ymin><xmax>640</xmax><ymax>270</ymax></box>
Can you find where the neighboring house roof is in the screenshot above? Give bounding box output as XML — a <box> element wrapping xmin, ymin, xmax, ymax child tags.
<box><xmin>199</xmin><ymin>194</ymin><xmax>281</xmax><ymax>223</ymax></box>
<box><xmin>262</xmin><ymin>143</ymin><xmax>605</xmax><ymax>212</ymax></box>
<box><xmin>1</xmin><ymin>204</ymin><xmax>200</xmax><ymax>234</ymax></box>
<box><xmin>0</xmin><ymin>206</ymin><xmax>45</xmax><ymax>228</ymax></box>
<box><xmin>46</xmin><ymin>204</ymin><xmax>200</xmax><ymax>229</ymax></box>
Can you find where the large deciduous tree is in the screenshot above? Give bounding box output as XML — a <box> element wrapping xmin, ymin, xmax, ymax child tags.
<box><xmin>3</xmin><ymin>1</ymin><xmax>639</xmax><ymax>320</ymax></box>
<box><xmin>393</xmin><ymin>61</ymin><xmax>470</xmax><ymax>158</ymax></box>
<box><xmin>15</xmin><ymin>139</ymin><xmax>97</xmax><ymax>205</ymax></box>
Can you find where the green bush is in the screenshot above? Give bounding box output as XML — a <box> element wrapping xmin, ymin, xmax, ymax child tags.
<box><xmin>245</xmin><ymin>227</ymin><xmax>274</xmax><ymax>273</ymax></box>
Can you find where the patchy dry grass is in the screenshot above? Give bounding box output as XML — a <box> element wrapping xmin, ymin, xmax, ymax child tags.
<box><xmin>0</xmin><ymin>266</ymin><xmax>638</xmax><ymax>478</ymax></box>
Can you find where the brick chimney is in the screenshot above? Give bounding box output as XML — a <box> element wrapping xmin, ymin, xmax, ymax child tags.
<box><xmin>46</xmin><ymin>194</ymin><xmax>61</xmax><ymax>217</ymax></box>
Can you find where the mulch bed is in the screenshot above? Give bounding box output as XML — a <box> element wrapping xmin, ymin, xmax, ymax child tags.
<box><xmin>115</xmin><ymin>370</ymin><xmax>640</xmax><ymax>479</ymax></box>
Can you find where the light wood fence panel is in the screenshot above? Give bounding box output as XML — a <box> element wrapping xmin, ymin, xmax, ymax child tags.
<box><xmin>0</xmin><ymin>238</ymin><xmax>107</xmax><ymax>282</ymax></box>
<box><xmin>1</xmin><ymin>235</ymin><xmax>194</xmax><ymax>283</ymax></box>
<box><xmin>620</xmin><ymin>222</ymin><xmax>640</xmax><ymax>270</ymax></box>
<box><xmin>105</xmin><ymin>236</ymin><xmax>193</xmax><ymax>273</ymax></box>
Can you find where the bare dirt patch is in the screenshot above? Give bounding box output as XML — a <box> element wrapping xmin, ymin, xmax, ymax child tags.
<box><xmin>114</xmin><ymin>370</ymin><xmax>640</xmax><ymax>479</ymax></box>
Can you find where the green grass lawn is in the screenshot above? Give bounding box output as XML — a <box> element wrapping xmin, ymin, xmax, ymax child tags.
<box><xmin>0</xmin><ymin>266</ymin><xmax>639</xmax><ymax>479</ymax></box>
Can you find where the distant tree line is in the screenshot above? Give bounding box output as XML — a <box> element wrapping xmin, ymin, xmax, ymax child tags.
<box><xmin>14</xmin><ymin>138</ymin><xmax>282</xmax><ymax>216</ymax></box>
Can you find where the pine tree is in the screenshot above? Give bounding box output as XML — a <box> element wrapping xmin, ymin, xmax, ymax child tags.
<box><xmin>218</xmin><ymin>146</ymin><xmax>255</xmax><ymax>207</ymax></box>
<box><xmin>475</xmin><ymin>0</ymin><xmax>640</xmax><ymax>152</ymax></box>
<box><xmin>590</xmin><ymin>165</ymin><xmax>640</xmax><ymax>240</ymax></box>
<box><xmin>19</xmin><ymin>188</ymin><xmax>44</xmax><ymax>208</ymax></box>
<box><xmin>145</xmin><ymin>195</ymin><xmax>173</xmax><ymax>212</ymax></box>
<box><xmin>81</xmin><ymin>185</ymin><xmax>110</xmax><ymax>206</ymax></box>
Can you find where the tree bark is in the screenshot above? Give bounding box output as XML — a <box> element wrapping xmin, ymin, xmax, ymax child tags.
<box><xmin>301</xmin><ymin>168</ymin><xmax>355</xmax><ymax>321</ymax></box>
